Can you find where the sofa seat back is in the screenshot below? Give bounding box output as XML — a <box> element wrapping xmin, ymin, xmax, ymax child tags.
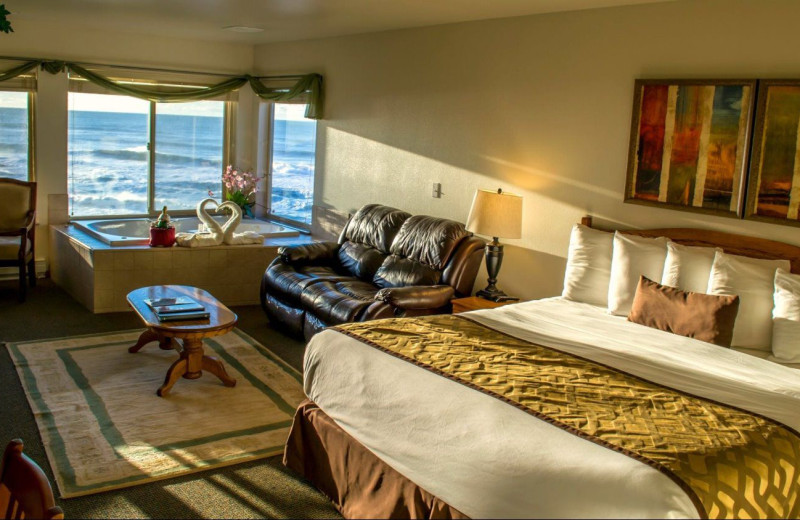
<box><xmin>373</xmin><ymin>215</ymin><xmax>470</xmax><ymax>289</ymax></box>
<box><xmin>337</xmin><ymin>204</ymin><xmax>410</xmax><ymax>281</ymax></box>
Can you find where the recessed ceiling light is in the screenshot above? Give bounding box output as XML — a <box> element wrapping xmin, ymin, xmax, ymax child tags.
<box><xmin>222</xmin><ymin>25</ymin><xmax>264</xmax><ymax>33</ymax></box>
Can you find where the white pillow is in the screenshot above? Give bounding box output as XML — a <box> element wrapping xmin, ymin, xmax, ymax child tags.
<box><xmin>707</xmin><ymin>251</ymin><xmax>790</xmax><ymax>350</ymax></box>
<box><xmin>771</xmin><ymin>268</ymin><xmax>800</xmax><ymax>363</ymax></box>
<box><xmin>661</xmin><ymin>242</ymin><xmax>719</xmax><ymax>293</ymax></box>
<box><xmin>607</xmin><ymin>232</ymin><xmax>669</xmax><ymax>316</ymax></box>
<box><xmin>562</xmin><ymin>224</ymin><xmax>614</xmax><ymax>307</ymax></box>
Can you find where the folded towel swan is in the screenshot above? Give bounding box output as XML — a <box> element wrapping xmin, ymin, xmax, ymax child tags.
<box><xmin>175</xmin><ymin>198</ymin><xmax>263</xmax><ymax>247</ymax></box>
<box><xmin>218</xmin><ymin>201</ymin><xmax>263</xmax><ymax>245</ymax></box>
<box><xmin>175</xmin><ymin>198</ymin><xmax>225</xmax><ymax>247</ymax></box>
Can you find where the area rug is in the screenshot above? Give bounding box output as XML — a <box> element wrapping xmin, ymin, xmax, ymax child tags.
<box><xmin>5</xmin><ymin>329</ymin><xmax>305</xmax><ymax>498</ymax></box>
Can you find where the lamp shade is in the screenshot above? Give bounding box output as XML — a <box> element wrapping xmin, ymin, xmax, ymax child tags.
<box><xmin>465</xmin><ymin>188</ymin><xmax>522</xmax><ymax>239</ymax></box>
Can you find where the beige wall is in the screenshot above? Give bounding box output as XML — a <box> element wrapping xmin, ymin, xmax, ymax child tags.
<box><xmin>2</xmin><ymin>19</ymin><xmax>255</xmax><ymax>262</ymax></box>
<box><xmin>253</xmin><ymin>0</ymin><xmax>800</xmax><ymax>301</ymax></box>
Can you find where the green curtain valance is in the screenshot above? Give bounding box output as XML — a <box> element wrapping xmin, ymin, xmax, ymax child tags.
<box><xmin>0</xmin><ymin>60</ymin><xmax>323</xmax><ymax>119</ymax></box>
<box><xmin>68</xmin><ymin>63</ymin><xmax>250</xmax><ymax>103</ymax></box>
<box><xmin>0</xmin><ymin>60</ymin><xmax>39</xmax><ymax>82</ymax></box>
<box><xmin>248</xmin><ymin>73</ymin><xmax>323</xmax><ymax>120</ymax></box>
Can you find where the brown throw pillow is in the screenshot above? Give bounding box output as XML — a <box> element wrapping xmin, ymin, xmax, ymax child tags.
<box><xmin>627</xmin><ymin>276</ymin><xmax>740</xmax><ymax>347</ymax></box>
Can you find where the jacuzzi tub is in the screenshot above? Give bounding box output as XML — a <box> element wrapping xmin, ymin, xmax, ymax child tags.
<box><xmin>72</xmin><ymin>216</ymin><xmax>300</xmax><ymax>246</ymax></box>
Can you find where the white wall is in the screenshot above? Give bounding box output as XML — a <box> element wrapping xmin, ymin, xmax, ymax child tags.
<box><xmin>253</xmin><ymin>0</ymin><xmax>800</xmax><ymax>300</ymax></box>
<box><xmin>1</xmin><ymin>19</ymin><xmax>255</xmax><ymax>261</ymax></box>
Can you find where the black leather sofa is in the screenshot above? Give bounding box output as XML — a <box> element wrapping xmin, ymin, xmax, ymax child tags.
<box><xmin>260</xmin><ymin>204</ymin><xmax>486</xmax><ymax>340</ymax></box>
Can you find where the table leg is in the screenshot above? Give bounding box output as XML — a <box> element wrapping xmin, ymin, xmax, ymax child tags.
<box><xmin>182</xmin><ymin>337</ymin><xmax>204</xmax><ymax>380</ymax></box>
<box><xmin>156</xmin><ymin>337</ymin><xmax>237</xmax><ymax>396</ymax></box>
<box><xmin>157</xmin><ymin>357</ymin><xmax>187</xmax><ymax>397</ymax></box>
<box><xmin>202</xmin><ymin>355</ymin><xmax>237</xmax><ymax>387</ymax></box>
<box><xmin>129</xmin><ymin>329</ymin><xmax>173</xmax><ymax>353</ymax></box>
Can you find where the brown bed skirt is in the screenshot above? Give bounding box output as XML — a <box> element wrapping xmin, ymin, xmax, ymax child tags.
<box><xmin>283</xmin><ymin>399</ymin><xmax>468</xmax><ymax>519</ymax></box>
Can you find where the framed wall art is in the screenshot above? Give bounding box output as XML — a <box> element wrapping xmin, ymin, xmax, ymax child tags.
<box><xmin>624</xmin><ymin>79</ymin><xmax>756</xmax><ymax>217</ymax></box>
<box><xmin>746</xmin><ymin>80</ymin><xmax>800</xmax><ymax>227</ymax></box>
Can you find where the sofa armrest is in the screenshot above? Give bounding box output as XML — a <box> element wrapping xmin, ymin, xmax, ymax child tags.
<box><xmin>374</xmin><ymin>285</ymin><xmax>455</xmax><ymax>310</ymax></box>
<box><xmin>279</xmin><ymin>242</ymin><xmax>339</xmax><ymax>265</ymax></box>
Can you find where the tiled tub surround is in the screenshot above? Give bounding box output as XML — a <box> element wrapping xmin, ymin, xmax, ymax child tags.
<box><xmin>50</xmin><ymin>224</ymin><xmax>314</xmax><ymax>313</ymax></box>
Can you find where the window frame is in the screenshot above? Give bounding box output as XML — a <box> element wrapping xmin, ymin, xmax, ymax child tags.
<box><xmin>28</xmin><ymin>91</ymin><xmax>36</xmax><ymax>182</ymax></box>
<box><xmin>67</xmin><ymin>93</ymin><xmax>232</xmax><ymax>219</ymax></box>
<box><xmin>265</xmin><ymin>103</ymin><xmax>316</xmax><ymax>231</ymax></box>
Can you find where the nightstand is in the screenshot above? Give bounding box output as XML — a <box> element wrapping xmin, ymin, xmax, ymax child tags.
<box><xmin>451</xmin><ymin>296</ymin><xmax>517</xmax><ymax>314</ymax></box>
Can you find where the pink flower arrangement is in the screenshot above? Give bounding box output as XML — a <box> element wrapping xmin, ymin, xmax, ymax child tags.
<box><xmin>220</xmin><ymin>165</ymin><xmax>263</xmax><ymax>215</ymax></box>
<box><xmin>223</xmin><ymin>165</ymin><xmax>261</xmax><ymax>198</ymax></box>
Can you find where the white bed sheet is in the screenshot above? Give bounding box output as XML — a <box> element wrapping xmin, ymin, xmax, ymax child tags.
<box><xmin>303</xmin><ymin>298</ymin><xmax>800</xmax><ymax>519</ymax></box>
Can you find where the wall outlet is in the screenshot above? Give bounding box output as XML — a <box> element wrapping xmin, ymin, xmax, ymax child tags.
<box><xmin>432</xmin><ymin>182</ymin><xmax>442</xmax><ymax>198</ymax></box>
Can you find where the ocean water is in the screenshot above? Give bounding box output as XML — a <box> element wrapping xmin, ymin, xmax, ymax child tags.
<box><xmin>271</xmin><ymin>119</ymin><xmax>316</xmax><ymax>225</ymax></box>
<box><xmin>0</xmin><ymin>107</ymin><xmax>316</xmax><ymax>223</ymax></box>
<box><xmin>0</xmin><ymin>107</ymin><xmax>28</xmax><ymax>181</ymax></box>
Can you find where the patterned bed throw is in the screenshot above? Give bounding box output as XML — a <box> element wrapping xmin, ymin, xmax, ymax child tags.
<box><xmin>334</xmin><ymin>315</ymin><xmax>800</xmax><ymax>519</ymax></box>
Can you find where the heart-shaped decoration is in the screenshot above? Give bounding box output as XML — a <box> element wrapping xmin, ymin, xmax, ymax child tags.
<box><xmin>196</xmin><ymin>198</ymin><xmax>224</xmax><ymax>238</ymax></box>
<box><xmin>216</xmin><ymin>201</ymin><xmax>242</xmax><ymax>239</ymax></box>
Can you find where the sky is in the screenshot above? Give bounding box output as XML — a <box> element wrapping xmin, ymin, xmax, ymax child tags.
<box><xmin>1</xmin><ymin>90</ymin><xmax>312</xmax><ymax>119</ymax></box>
<box><xmin>275</xmin><ymin>103</ymin><xmax>309</xmax><ymax>121</ymax></box>
<box><xmin>69</xmin><ymin>92</ymin><xmax>223</xmax><ymax>117</ymax></box>
<box><xmin>0</xmin><ymin>91</ymin><xmax>26</xmax><ymax>108</ymax></box>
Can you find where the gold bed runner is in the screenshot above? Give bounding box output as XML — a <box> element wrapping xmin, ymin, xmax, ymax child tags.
<box><xmin>334</xmin><ymin>315</ymin><xmax>800</xmax><ymax>519</ymax></box>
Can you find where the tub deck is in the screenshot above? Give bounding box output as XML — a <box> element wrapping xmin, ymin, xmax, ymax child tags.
<box><xmin>49</xmin><ymin>224</ymin><xmax>315</xmax><ymax>313</ymax></box>
<box><xmin>72</xmin><ymin>217</ymin><xmax>300</xmax><ymax>246</ymax></box>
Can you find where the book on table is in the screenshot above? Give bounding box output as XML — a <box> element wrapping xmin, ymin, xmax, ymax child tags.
<box><xmin>144</xmin><ymin>297</ymin><xmax>205</xmax><ymax>314</ymax></box>
<box><xmin>156</xmin><ymin>310</ymin><xmax>211</xmax><ymax>322</ymax></box>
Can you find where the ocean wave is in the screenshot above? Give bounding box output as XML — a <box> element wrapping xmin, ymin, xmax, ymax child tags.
<box><xmin>71</xmin><ymin>190</ymin><xmax>147</xmax><ymax>203</ymax></box>
<box><xmin>0</xmin><ymin>142</ymin><xmax>27</xmax><ymax>153</ymax></box>
<box><xmin>87</xmin><ymin>148</ymin><xmax>222</xmax><ymax>167</ymax></box>
<box><xmin>272</xmin><ymin>186</ymin><xmax>312</xmax><ymax>200</ymax></box>
<box><xmin>70</xmin><ymin>192</ymin><xmax>149</xmax><ymax>216</ymax></box>
<box><xmin>271</xmin><ymin>197</ymin><xmax>312</xmax><ymax>223</ymax></box>
<box><xmin>92</xmin><ymin>148</ymin><xmax>149</xmax><ymax>161</ymax></box>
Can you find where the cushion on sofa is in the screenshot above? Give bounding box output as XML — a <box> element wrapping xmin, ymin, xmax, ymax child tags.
<box><xmin>337</xmin><ymin>204</ymin><xmax>411</xmax><ymax>280</ymax></box>
<box><xmin>337</xmin><ymin>242</ymin><xmax>387</xmax><ymax>281</ymax></box>
<box><xmin>339</xmin><ymin>204</ymin><xmax>411</xmax><ymax>253</ymax></box>
<box><xmin>300</xmin><ymin>279</ymin><xmax>382</xmax><ymax>324</ymax></box>
<box><xmin>262</xmin><ymin>262</ymin><xmax>350</xmax><ymax>305</ymax></box>
<box><xmin>374</xmin><ymin>215</ymin><xmax>469</xmax><ymax>288</ymax></box>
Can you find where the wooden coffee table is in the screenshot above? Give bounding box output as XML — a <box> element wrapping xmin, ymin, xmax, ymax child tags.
<box><xmin>127</xmin><ymin>285</ymin><xmax>238</xmax><ymax>397</ymax></box>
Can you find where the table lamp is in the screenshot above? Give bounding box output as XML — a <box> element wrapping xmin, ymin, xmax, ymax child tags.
<box><xmin>465</xmin><ymin>188</ymin><xmax>523</xmax><ymax>301</ymax></box>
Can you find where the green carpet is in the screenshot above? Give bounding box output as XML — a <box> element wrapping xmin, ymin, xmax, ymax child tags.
<box><xmin>0</xmin><ymin>279</ymin><xmax>341</xmax><ymax>519</ymax></box>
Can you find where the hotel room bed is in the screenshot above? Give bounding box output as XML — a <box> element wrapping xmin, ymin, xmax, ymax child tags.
<box><xmin>283</xmin><ymin>223</ymin><xmax>800</xmax><ymax>519</ymax></box>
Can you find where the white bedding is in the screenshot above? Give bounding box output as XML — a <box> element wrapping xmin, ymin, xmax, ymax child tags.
<box><xmin>303</xmin><ymin>298</ymin><xmax>800</xmax><ymax>519</ymax></box>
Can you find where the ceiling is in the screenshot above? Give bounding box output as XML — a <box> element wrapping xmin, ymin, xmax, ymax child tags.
<box><xmin>8</xmin><ymin>0</ymin><xmax>673</xmax><ymax>45</ymax></box>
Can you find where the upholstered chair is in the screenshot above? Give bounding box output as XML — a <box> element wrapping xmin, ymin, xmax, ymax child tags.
<box><xmin>0</xmin><ymin>439</ymin><xmax>63</xmax><ymax>520</ymax></box>
<box><xmin>0</xmin><ymin>178</ymin><xmax>36</xmax><ymax>302</ymax></box>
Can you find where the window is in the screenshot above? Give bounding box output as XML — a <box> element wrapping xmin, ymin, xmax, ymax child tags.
<box><xmin>69</xmin><ymin>93</ymin><xmax>149</xmax><ymax>215</ymax></box>
<box><xmin>269</xmin><ymin>104</ymin><xmax>317</xmax><ymax>226</ymax></box>
<box><xmin>155</xmin><ymin>103</ymin><xmax>225</xmax><ymax>211</ymax></box>
<box><xmin>0</xmin><ymin>91</ymin><xmax>31</xmax><ymax>181</ymax></box>
<box><xmin>68</xmin><ymin>93</ymin><xmax>226</xmax><ymax>217</ymax></box>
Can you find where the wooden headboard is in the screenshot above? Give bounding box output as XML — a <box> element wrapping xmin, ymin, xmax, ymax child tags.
<box><xmin>580</xmin><ymin>216</ymin><xmax>800</xmax><ymax>274</ymax></box>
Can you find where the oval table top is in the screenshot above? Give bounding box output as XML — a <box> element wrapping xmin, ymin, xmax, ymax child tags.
<box><xmin>126</xmin><ymin>285</ymin><xmax>238</xmax><ymax>337</ymax></box>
